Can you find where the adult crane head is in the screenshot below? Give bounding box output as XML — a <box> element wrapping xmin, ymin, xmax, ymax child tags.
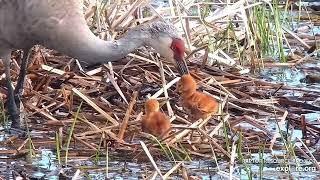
<box><xmin>128</xmin><ymin>21</ymin><xmax>189</xmax><ymax>75</ymax></box>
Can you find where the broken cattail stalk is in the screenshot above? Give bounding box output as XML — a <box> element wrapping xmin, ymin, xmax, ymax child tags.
<box><xmin>297</xmin><ymin>137</ymin><xmax>320</xmax><ymax>171</ymax></box>
<box><xmin>72</xmin><ymin>88</ymin><xmax>118</xmax><ymax>125</ymax></box>
<box><xmin>300</xmin><ymin>115</ymin><xmax>307</xmax><ymax>139</ymax></box>
<box><xmin>167</xmin><ymin>116</ymin><xmax>211</xmax><ymax>145</ymax></box>
<box><xmin>156</xmin><ymin>57</ymin><xmax>173</xmax><ymax>116</ymax></box>
<box><xmin>151</xmin><ymin>77</ymin><xmax>181</xmax><ymax>99</ymax></box>
<box><xmin>198</xmin><ymin>128</ymin><xmax>230</xmax><ymax>158</ymax></box>
<box><xmin>162</xmin><ymin>162</ymin><xmax>183</xmax><ymax>179</ymax></box>
<box><xmin>140</xmin><ymin>141</ymin><xmax>164</xmax><ymax>179</ymax></box>
<box><xmin>229</xmin><ymin>141</ymin><xmax>237</xmax><ymax>180</ymax></box>
<box><xmin>269</xmin><ymin>111</ymin><xmax>288</xmax><ymax>151</ymax></box>
<box><xmin>118</xmin><ymin>91</ymin><xmax>138</xmax><ymax>141</ymax></box>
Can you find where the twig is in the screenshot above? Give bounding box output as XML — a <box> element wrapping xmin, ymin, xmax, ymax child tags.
<box><xmin>118</xmin><ymin>91</ymin><xmax>138</xmax><ymax>141</ymax></box>
<box><xmin>296</xmin><ymin>137</ymin><xmax>320</xmax><ymax>171</ymax></box>
<box><xmin>162</xmin><ymin>162</ymin><xmax>183</xmax><ymax>179</ymax></box>
<box><xmin>140</xmin><ymin>141</ymin><xmax>164</xmax><ymax>179</ymax></box>
<box><xmin>72</xmin><ymin>88</ymin><xmax>118</xmax><ymax>125</ymax></box>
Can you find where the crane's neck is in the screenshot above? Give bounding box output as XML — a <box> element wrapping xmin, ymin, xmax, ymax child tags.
<box><xmin>21</xmin><ymin>0</ymin><xmax>179</xmax><ymax>67</ymax></box>
<box><xmin>40</xmin><ymin>24</ymin><xmax>148</xmax><ymax>66</ymax></box>
<box><xmin>21</xmin><ymin>0</ymin><xmax>150</xmax><ymax>66</ymax></box>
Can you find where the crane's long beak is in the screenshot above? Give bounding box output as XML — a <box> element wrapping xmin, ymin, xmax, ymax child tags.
<box><xmin>175</xmin><ymin>57</ymin><xmax>189</xmax><ymax>75</ymax></box>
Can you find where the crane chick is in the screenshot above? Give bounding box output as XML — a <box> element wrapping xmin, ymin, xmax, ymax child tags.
<box><xmin>176</xmin><ymin>74</ymin><xmax>219</xmax><ymax>121</ymax></box>
<box><xmin>141</xmin><ymin>99</ymin><xmax>171</xmax><ymax>137</ymax></box>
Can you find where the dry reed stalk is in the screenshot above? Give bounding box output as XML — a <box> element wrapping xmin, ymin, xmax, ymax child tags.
<box><xmin>147</xmin><ymin>171</ymin><xmax>158</xmax><ymax>180</ymax></box>
<box><xmin>196</xmin><ymin>74</ymin><xmax>237</xmax><ymax>99</ymax></box>
<box><xmin>140</xmin><ymin>141</ymin><xmax>164</xmax><ymax>179</ymax></box>
<box><xmin>229</xmin><ymin>141</ymin><xmax>237</xmax><ymax>180</ymax></box>
<box><xmin>198</xmin><ymin>128</ymin><xmax>230</xmax><ymax>158</ymax></box>
<box><xmin>282</xmin><ymin>26</ymin><xmax>311</xmax><ymax>49</ymax></box>
<box><xmin>72</xmin><ymin>88</ymin><xmax>118</xmax><ymax>125</ymax></box>
<box><xmin>104</xmin><ymin>129</ymin><xmax>132</xmax><ymax>146</ymax></box>
<box><xmin>41</xmin><ymin>64</ymin><xmax>101</xmax><ymax>81</ymax></box>
<box><xmin>106</xmin><ymin>63</ymin><xmax>128</xmax><ymax>104</ymax></box>
<box><xmin>77</xmin><ymin>116</ymin><xmax>101</xmax><ymax>131</ymax></box>
<box><xmin>3</xmin><ymin>136</ymin><xmax>18</xmax><ymax>145</ymax></box>
<box><xmin>84</xmin><ymin>4</ymin><xmax>96</xmax><ymax>20</ymax></box>
<box><xmin>128</xmin><ymin>53</ymin><xmax>158</xmax><ymax>65</ymax></box>
<box><xmin>157</xmin><ymin>57</ymin><xmax>174</xmax><ymax>116</ymax></box>
<box><xmin>162</xmin><ymin>162</ymin><xmax>183</xmax><ymax>179</ymax></box>
<box><xmin>86</xmin><ymin>67</ymin><xmax>102</xmax><ymax>76</ymax></box>
<box><xmin>167</xmin><ymin>116</ymin><xmax>212</xmax><ymax>145</ymax></box>
<box><xmin>300</xmin><ymin>115</ymin><xmax>307</xmax><ymax>139</ymax></box>
<box><xmin>294</xmin><ymin>49</ymin><xmax>320</xmax><ymax>65</ymax></box>
<box><xmin>73</xmin><ymin>136</ymin><xmax>98</xmax><ymax>151</ymax></box>
<box><xmin>243</xmin><ymin>115</ymin><xmax>272</xmax><ymax>136</ymax></box>
<box><xmin>297</xmin><ymin>137</ymin><xmax>320</xmax><ymax>171</ymax></box>
<box><xmin>17</xmin><ymin>138</ymin><xmax>29</xmax><ymax>152</ymax></box>
<box><xmin>26</xmin><ymin>103</ymin><xmax>59</xmax><ymax>122</ymax></box>
<box><xmin>151</xmin><ymin>77</ymin><xmax>180</xmax><ymax>99</ymax></box>
<box><xmin>118</xmin><ymin>91</ymin><xmax>138</xmax><ymax>141</ymax></box>
<box><xmin>71</xmin><ymin>169</ymin><xmax>81</xmax><ymax>180</ymax></box>
<box><xmin>269</xmin><ymin>111</ymin><xmax>288</xmax><ymax>151</ymax></box>
<box><xmin>111</xmin><ymin>0</ymin><xmax>146</xmax><ymax>28</ymax></box>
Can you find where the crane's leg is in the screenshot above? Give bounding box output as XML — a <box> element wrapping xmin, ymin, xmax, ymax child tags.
<box><xmin>3</xmin><ymin>53</ymin><xmax>20</xmax><ymax>128</ymax></box>
<box><xmin>14</xmin><ymin>49</ymin><xmax>30</xmax><ymax>107</ymax></box>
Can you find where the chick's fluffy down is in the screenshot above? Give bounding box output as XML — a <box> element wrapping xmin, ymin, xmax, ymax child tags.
<box><xmin>142</xmin><ymin>112</ymin><xmax>171</xmax><ymax>136</ymax></box>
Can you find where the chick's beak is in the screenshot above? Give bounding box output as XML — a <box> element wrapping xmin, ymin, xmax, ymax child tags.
<box><xmin>175</xmin><ymin>57</ymin><xmax>189</xmax><ymax>75</ymax></box>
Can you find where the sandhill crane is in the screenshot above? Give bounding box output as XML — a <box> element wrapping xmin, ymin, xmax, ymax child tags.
<box><xmin>0</xmin><ymin>0</ymin><xmax>189</xmax><ymax>129</ymax></box>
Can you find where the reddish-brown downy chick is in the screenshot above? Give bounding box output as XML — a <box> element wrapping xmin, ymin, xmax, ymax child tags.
<box><xmin>141</xmin><ymin>99</ymin><xmax>171</xmax><ymax>137</ymax></box>
<box><xmin>177</xmin><ymin>74</ymin><xmax>219</xmax><ymax>121</ymax></box>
